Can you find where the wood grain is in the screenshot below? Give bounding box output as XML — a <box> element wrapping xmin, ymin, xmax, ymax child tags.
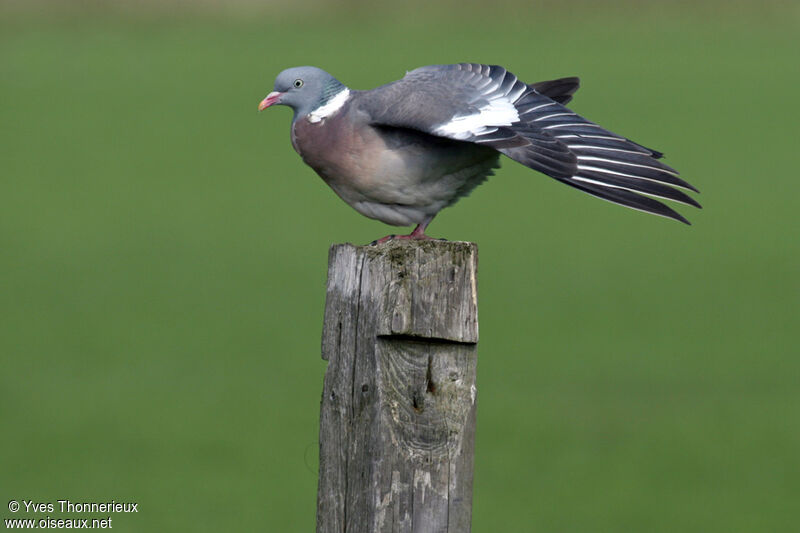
<box><xmin>318</xmin><ymin>240</ymin><xmax>479</xmax><ymax>533</ymax></box>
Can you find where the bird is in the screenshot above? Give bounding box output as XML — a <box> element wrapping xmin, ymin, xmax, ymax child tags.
<box><xmin>258</xmin><ymin>63</ymin><xmax>699</xmax><ymax>242</ymax></box>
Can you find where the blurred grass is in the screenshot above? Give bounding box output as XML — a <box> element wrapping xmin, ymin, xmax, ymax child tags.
<box><xmin>1</xmin><ymin>2</ymin><xmax>798</xmax><ymax>531</ymax></box>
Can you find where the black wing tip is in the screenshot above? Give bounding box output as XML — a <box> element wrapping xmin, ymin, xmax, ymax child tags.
<box><xmin>633</xmin><ymin>200</ymin><xmax>693</xmax><ymax>225</ymax></box>
<box><xmin>665</xmin><ymin>169</ymin><xmax>700</xmax><ymax>194</ymax></box>
<box><xmin>558</xmin><ymin>177</ymin><xmax>698</xmax><ymax>226</ymax></box>
<box><xmin>686</xmin><ymin>197</ymin><xmax>702</xmax><ymax>209</ymax></box>
<box><xmin>673</xmin><ymin>212</ymin><xmax>692</xmax><ymax>225</ymax></box>
<box><xmin>645</xmin><ymin>155</ymin><xmax>701</xmax><ymax>194</ymax></box>
<box><xmin>660</xmin><ymin>171</ymin><xmax>700</xmax><ymax>194</ymax></box>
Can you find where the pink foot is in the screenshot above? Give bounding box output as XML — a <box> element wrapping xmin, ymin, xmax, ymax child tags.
<box><xmin>370</xmin><ymin>221</ymin><xmax>440</xmax><ymax>245</ymax></box>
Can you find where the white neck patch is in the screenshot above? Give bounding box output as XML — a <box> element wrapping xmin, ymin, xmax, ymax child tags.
<box><xmin>308</xmin><ymin>89</ymin><xmax>351</xmax><ymax>123</ymax></box>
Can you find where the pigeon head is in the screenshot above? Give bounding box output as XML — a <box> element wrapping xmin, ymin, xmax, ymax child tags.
<box><xmin>258</xmin><ymin>66</ymin><xmax>346</xmax><ymax>120</ymax></box>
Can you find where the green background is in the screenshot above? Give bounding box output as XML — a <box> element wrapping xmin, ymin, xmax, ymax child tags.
<box><xmin>1</xmin><ymin>1</ymin><xmax>798</xmax><ymax>531</ymax></box>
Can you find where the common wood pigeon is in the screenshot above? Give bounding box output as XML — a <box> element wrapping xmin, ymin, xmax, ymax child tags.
<box><xmin>258</xmin><ymin>63</ymin><xmax>699</xmax><ymax>241</ymax></box>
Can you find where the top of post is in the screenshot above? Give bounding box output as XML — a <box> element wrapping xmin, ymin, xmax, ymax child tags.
<box><xmin>323</xmin><ymin>240</ymin><xmax>479</xmax><ymax>346</ymax></box>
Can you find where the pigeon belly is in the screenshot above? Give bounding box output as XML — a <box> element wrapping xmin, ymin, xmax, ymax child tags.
<box><xmin>291</xmin><ymin>108</ymin><xmax>499</xmax><ymax>226</ymax></box>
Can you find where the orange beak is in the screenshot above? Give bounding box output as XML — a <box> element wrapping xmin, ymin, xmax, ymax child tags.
<box><xmin>258</xmin><ymin>91</ymin><xmax>283</xmax><ymax>111</ymax></box>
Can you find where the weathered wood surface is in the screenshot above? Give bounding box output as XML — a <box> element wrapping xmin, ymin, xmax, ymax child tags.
<box><xmin>317</xmin><ymin>240</ymin><xmax>479</xmax><ymax>533</ymax></box>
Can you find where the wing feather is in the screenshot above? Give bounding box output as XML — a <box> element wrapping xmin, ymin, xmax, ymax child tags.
<box><xmin>359</xmin><ymin>63</ymin><xmax>699</xmax><ymax>223</ymax></box>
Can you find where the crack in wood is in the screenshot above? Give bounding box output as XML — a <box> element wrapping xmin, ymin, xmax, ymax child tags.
<box><xmin>377</xmin><ymin>334</ymin><xmax>477</xmax><ymax>346</ymax></box>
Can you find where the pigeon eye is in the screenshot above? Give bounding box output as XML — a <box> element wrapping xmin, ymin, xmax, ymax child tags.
<box><xmin>293</xmin><ymin>79</ymin><xmax>303</xmax><ymax>88</ymax></box>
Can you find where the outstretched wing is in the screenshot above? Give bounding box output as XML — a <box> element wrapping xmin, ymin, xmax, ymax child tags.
<box><xmin>359</xmin><ymin>63</ymin><xmax>699</xmax><ymax>223</ymax></box>
<box><xmin>361</xmin><ymin>63</ymin><xmax>552</xmax><ymax>147</ymax></box>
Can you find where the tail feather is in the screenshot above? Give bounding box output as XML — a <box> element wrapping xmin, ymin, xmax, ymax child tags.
<box><xmin>528</xmin><ymin>76</ymin><xmax>580</xmax><ymax>105</ymax></box>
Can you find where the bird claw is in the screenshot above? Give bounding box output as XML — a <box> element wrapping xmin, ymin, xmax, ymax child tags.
<box><xmin>369</xmin><ymin>233</ymin><xmax>444</xmax><ymax>246</ymax></box>
<box><xmin>369</xmin><ymin>234</ymin><xmax>396</xmax><ymax>246</ymax></box>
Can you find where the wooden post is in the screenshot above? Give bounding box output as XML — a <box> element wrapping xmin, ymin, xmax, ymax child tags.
<box><xmin>317</xmin><ymin>240</ymin><xmax>479</xmax><ymax>533</ymax></box>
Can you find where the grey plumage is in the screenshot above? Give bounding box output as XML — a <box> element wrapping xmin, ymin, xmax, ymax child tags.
<box><xmin>259</xmin><ymin>63</ymin><xmax>699</xmax><ymax>237</ymax></box>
